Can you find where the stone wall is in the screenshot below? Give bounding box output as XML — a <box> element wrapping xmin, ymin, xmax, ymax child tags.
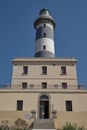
<box><xmin>55</xmin><ymin>111</ymin><xmax>87</xmax><ymax>129</ymax></box>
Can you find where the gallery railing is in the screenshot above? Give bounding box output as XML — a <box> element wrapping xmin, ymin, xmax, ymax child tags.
<box><xmin>0</xmin><ymin>84</ymin><xmax>86</xmax><ymax>90</ymax></box>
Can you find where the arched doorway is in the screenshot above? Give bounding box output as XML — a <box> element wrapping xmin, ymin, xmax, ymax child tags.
<box><xmin>39</xmin><ymin>94</ymin><xmax>49</xmax><ymax>119</ymax></box>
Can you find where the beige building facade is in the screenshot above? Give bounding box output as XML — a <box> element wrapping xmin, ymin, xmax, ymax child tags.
<box><xmin>11</xmin><ymin>58</ymin><xmax>78</xmax><ymax>89</ymax></box>
<box><xmin>0</xmin><ymin>57</ymin><xmax>87</xmax><ymax>128</ymax></box>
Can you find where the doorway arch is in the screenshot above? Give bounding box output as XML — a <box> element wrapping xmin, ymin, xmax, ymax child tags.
<box><xmin>39</xmin><ymin>94</ymin><xmax>50</xmax><ymax>119</ymax></box>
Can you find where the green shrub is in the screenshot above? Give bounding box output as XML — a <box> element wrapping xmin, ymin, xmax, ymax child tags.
<box><xmin>62</xmin><ymin>122</ymin><xmax>77</xmax><ymax>130</ymax></box>
<box><xmin>62</xmin><ymin>122</ymin><xmax>86</xmax><ymax>130</ymax></box>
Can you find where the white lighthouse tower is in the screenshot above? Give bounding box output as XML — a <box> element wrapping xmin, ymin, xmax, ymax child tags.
<box><xmin>34</xmin><ymin>8</ymin><xmax>56</xmax><ymax>57</ymax></box>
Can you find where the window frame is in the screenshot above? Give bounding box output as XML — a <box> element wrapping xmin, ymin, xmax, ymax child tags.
<box><xmin>43</xmin><ymin>45</ymin><xmax>46</xmax><ymax>50</ymax></box>
<box><xmin>22</xmin><ymin>82</ymin><xmax>27</xmax><ymax>89</ymax></box>
<box><xmin>62</xmin><ymin>82</ymin><xmax>67</xmax><ymax>89</ymax></box>
<box><xmin>42</xmin><ymin>82</ymin><xmax>47</xmax><ymax>89</ymax></box>
<box><xmin>43</xmin><ymin>24</ymin><xmax>46</xmax><ymax>27</ymax></box>
<box><xmin>42</xmin><ymin>66</ymin><xmax>47</xmax><ymax>75</ymax></box>
<box><xmin>43</xmin><ymin>33</ymin><xmax>46</xmax><ymax>37</ymax></box>
<box><xmin>66</xmin><ymin>100</ymin><xmax>72</xmax><ymax>111</ymax></box>
<box><xmin>17</xmin><ymin>100</ymin><xmax>23</xmax><ymax>111</ymax></box>
<box><xmin>23</xmin><ymin>66</ymin><xmax>28</xmax><ymax>75</ymax></box>
<box><xmin>61</xmin><ymin>66</ymin><xmax>66</xmax><ymax>75</ymax></box>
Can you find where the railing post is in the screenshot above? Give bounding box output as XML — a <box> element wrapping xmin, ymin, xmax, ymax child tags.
<box><xmin>31</xmin><ymin>110</ymin><xmax>36</xmax><ymax>119</ymax></box>
<box><xmin>52</xmin><ymin>110</ymin><xmax>57</xmax><ymax>119</ymax></box>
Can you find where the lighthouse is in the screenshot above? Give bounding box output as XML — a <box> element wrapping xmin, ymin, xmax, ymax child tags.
<box><xmin>34</xmin><ymin>8</ymin><xmax>56</xmax><ymax>57</ymax></box>
<box><xmin>1</xmin><ymin>8</ymin><xmax>86</xmax><ymax>129</ymax></box>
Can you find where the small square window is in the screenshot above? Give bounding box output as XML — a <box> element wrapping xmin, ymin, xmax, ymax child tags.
<box><xmin>43</xmin><ymin>33</ymin><xmax>46</xmax><ymax>37</ymax></box>
<box><xmin>66</xmin><ymin>101</ymin><xmax>72</xmax><ymax>111</ymax></box>
<box><xmin>22</xmin><ymin>82</ymin><xmax>27</xmax><ymax>89</ymax></box>
<box><xmin>43</xmin><ymin>45</ymin><xmax>46</xmax><ymax>50</ymax></box>
<box><xmin>42</xmin><ymin>82</ymin><xmax>47</xmax><ymax>89</ymax></box>
<box><xmin>17</xmin><ymin>100</ymin><xmax>23</xmax><ymax>111</ymax></box>
<box><xmin>62</xmin><ymin>83</ymin><xmax>67</xmax><ymax>89</ymax></box>
<box><xmin>61</xmin><ymin>66</ymin><xmax>66</xmax><ymax>75</ymax></box>
<box><xmin>23</xmin><ymin>66</ymin><xmax>28</xmax><ymax>74</ymax></box>
<box><xmin>43</xmin><ymin>24</ymin><xmax>46</xmax><ymax>27</ymax></box>
<box><xmin>42</xmin><ymin>66</ymin><xmax>47</xmax><ymax>74</ymax></box>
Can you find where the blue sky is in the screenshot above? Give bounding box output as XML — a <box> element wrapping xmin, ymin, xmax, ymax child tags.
<box><xmin>0</xmin><ymin>0</ymin><xmax>87</xmax><ymax>87</ymax></box>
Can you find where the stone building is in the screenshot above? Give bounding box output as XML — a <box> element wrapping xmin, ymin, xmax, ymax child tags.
<box><xmin>0</xmin><ymin>8</ymin><xmax>87</xmax><ymax>129</ymax></box>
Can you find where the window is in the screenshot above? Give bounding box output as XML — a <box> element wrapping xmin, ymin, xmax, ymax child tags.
<box><xmin>62</xmin><ymin>83</ymin><xmax>67</xmax><ymax>89</ymax></box>
<box><xmin>40</xmin><ymin>95</ymin><xmax>49</xmax><ymax>100</ymax></box>
<box><xmin>43</xmin><ymin>45</ymin><xmax>46</xmax><ymax>50</ymax></box>
<box><xmin>43</xmin><ymin>24</ymin><xmax>46</xmax><ymax>27</ymax></box>
<box><xmin>66</xmin><ymin>101</ymin><xmax>72</xmax><ymax>111</ymax></box>
<box><xmin>22</xmin><ymin>82</ymin><xmax>27</xmax><ymax>89</ymax></box>
<box><xmin>17</xmin><ymin>100</ymin><xmax>23</xmax><ymax>111</ymax></box>
<box><xmin>43</xmin><ymin>33</ymin><xmax>46</xmax><ymax>37</ymax></box>
<box><xmin>23</xmin><ymin>66</ymin><xmax>28</xmax><ymax>74</ymax></box>
<box><xmin>42</xmin><ymin>82</ymin><xmax>47</xmax><ymax>89</ymax></box>
<box><xmin>61</xmin><ymin>66</ymin><xmax>66</xmax><ymax>75</ymax></box>
<box><xmin>42</xmin><ymin>66</ymin><xmax>47</xmax><ymax>74</ymax></box>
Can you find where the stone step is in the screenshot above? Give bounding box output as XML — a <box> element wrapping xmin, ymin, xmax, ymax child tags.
<box><xmin>32</xmin><ymin>119</ymin><xmax>55</xmax><ymax>129</ymax></box>
<box><xmin>32</xmin><ymin>129</ymin><xmax>56</xmax><ymax>130</ymax></box>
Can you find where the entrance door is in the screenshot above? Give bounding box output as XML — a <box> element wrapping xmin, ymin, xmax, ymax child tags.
<box><xmin>39</xmin><ymin>95</ymin><xmax>49</xmax><ymax>119</ymax></box>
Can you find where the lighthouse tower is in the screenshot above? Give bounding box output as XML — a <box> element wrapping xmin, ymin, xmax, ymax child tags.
<box><xmin>34</xmin><ymin>8</ymin><xmax>56</xmax><ymax>57</ymax></box>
